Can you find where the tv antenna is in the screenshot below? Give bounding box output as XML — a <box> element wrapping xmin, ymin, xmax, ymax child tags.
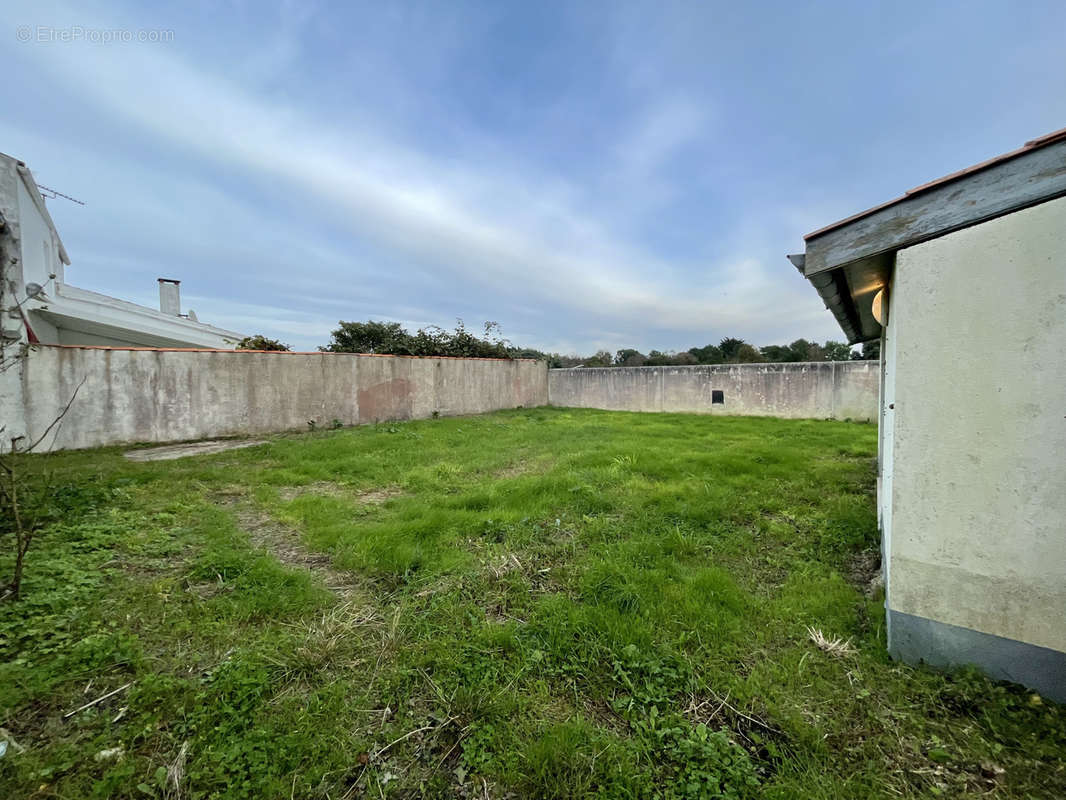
<box><xmin>37</xmin><ymin>184</ymin><xmax>85</xmax><ymax>206</ymax></box>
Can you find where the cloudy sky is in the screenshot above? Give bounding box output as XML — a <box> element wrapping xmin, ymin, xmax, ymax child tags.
<box><xmin>4</xmin><ymin>1</ymin><xmax>1064</xmax><ymax>353</ymax></box>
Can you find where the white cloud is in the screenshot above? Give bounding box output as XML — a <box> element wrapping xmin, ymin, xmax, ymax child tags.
<box><xmin>14</xmin><ymin>0</ymin><xmax>843</xmax><ymax>352</ymax></box>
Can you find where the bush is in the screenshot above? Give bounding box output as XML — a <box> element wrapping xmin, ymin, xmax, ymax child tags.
<box><xmin>236</xmin><ymin>335</ymin><xmax>291</xmax><ymax>351</ymax></box>
<box><xmin>321</xmin><ymin>318</ymin><xmax>515</xmax><ymax>359</ymax></box>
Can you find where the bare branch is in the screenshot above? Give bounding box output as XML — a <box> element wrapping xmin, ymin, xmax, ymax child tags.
<box><xmin>1</xmin><ymin>375</ymin><xmax>85</xmax><ymax>599</ymax></box>
<box><xmin>62</xmin><ymin>682</ymin><xmax>134</xmax><ymax>718</ymax></box>
<box><xmin>26</xmin><ymin>377</ymin><xmax>86</xmax><ymax>453</ymax></box>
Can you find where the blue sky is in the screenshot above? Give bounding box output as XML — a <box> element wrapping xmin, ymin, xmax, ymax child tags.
<box><xmin>4</xmin><ymin>1</ymin><xmax>1065</xmax><ymax>353</ymax></box>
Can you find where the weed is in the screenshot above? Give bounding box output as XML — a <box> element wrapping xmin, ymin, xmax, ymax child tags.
<box><xmin>806</xmin><ymin>625</ymin><xmax>857</xmax><ymax>658</ymax></box>
<box><xmin>0</xmin><ymin>409</ymin><xmax>1062</xmax><ymax>799</ymax></box>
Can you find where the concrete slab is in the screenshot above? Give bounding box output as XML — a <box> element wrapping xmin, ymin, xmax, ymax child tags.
<box><xmin>124</xmin><ymin>439</ymin><xmax>267</xmax><ymax>461</ymax></box>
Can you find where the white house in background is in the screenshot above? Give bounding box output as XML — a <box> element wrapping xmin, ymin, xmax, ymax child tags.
<box><xmin>0</xmin><ymin>152</ymin><xmax>243</xmax><ymax>349</ymax></box>
<box><xmin>791</xmin><ymin>127</ymin><xmax>1066</xmax><ymax>701</ymax></box>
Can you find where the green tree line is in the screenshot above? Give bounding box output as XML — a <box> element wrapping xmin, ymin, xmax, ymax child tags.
<box><xmin>238</xmin><ymin>320</ymin><xmax>514</xmax><ymax>359</ymax></box>
<box><xmin>238</xmin><ymin>322</ymin><xmax>880</xmax><ymax>365</ymax></box>
<box><xmin>593</xmin><ymin>337</ymin><xmax>880</xmax><ymax>368</ymax></box>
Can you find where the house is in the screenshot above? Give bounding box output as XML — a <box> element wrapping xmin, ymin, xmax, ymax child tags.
<box><xmin>790</xmin><ymin>128</ymin><xmax>1066</xmax><ymax>701</ymax></box>
<box><xmin>0</xmin><ymin>152</ymin><xmax>243</xmax><ymax>349</ymax></box>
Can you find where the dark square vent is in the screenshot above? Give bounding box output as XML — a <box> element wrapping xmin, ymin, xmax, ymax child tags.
<box><xmin>712</xmin><ymin>390</ymin><xmax>724</xmax><ymax>405</ymax></box>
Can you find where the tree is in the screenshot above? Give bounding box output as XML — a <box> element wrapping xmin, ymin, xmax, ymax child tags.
<box><xmin>688</xmin><ymin>344</ymin><xmax>723</xmax><ymax>364</ymax></box>
<box><xmin>236</xmin><ymin>334</ymin><xmax>291</xmax><ymax>351</ymax></box>
<box><xmin>586</xmin><ymin>350</ymin><xmax>613</xmax><ymax>367</ymax></box>
<box><xmin>511</xmin><ymin>347</ymin><xmax>551</xmax><ymax>361</ymax></box>
<box><xmin>787</xmin><ymin>339</ymin><xmax>817</xmax><ymax>362</ymax></box>
<box><xmin>430</xmin><ymin>320</ymin><xmax>510</xmax><ymax>359</ymax></box>
<box><xmin>718</xmin><ymin>337</ymin><xmax>747</xmax><ymax>362</ymax></box>
<box><xmin>0</xmin><ymin>275</ymin><xmax>84</xmax><ymax>600</ymax></box>
<box><xmin>615</xmin><ymin>349</ymin><xmax>647</xmax><ymax>367</ymax></box>
<box><xmin>823</xmin><ymin>341</ymin><xmax>853</xmax><ymax>361</ymax></box>
<box><xmin>732</xmin><ymin>343</ymin><xmax>765</xmax><ymax>363</ymax></box>
<box><xmin>759</xmin><ymin>344</ymin><xmax>793</xmax><ymax>362</ymax></box>
<box><xmin>762</xmin><ymin>338</ymin><xmax>851</xmax><ymax>363</ymax></box>
<box><xmin>321</xmin><ymin>320</ymin><xmax>414</xmax><ymax>354</ymax></box>
<box><xmin>0</xmin><ymin>383</ymin><xmax>85</xmax><ymax>601</ymax></box>
<box><xmin>853</xmin><ymin>340</ymin><xmax>881</xmax><ymax>361</ymax></box>
<box><xmin>551</xmin><ymin>354</ymin><xmax>586</xmax><ymax>369</ymax></box>
<box><xmin>1</xmin><ymin>435</ymin><xmax>57</xmax><ymax>600</ymax></box>
<box><xmin>322</xmin><ymin>319</ymin><xmax>516</xmax><ymax>359</ymax></box>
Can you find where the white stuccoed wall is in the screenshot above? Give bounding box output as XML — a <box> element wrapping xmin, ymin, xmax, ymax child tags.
<box><xmin>14</xmin><ymin>176</ymin><xmax>65</xmax><ymax>292</ymax></box>
<box><xmin>12</xmin><ymin>347</ymin><xmax>548</xmax><ymax>451</ymax></box>
<box><xmin>549</xmin><ymin>361</ymin><xmax>879</xmax><ymax>420</ymax></box>
<box><xmin>886</xmin><ymin>195</ymin><xmax>1066</xmax><ymax>655</ymax></box>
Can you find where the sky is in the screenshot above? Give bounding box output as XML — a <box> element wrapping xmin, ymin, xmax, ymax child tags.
<box><xmin>3</xmin><ymin>1</ymin><xmax>1065</xmax><ymax>354</ymax></box>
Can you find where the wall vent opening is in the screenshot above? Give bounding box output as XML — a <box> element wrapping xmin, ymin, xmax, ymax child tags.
<box><xmin>712</xmin><ymin>390</ymin><xmax>724</xmax><ymax>404</ymax></box>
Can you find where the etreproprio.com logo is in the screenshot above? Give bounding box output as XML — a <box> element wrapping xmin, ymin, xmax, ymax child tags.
<box><xmin>16</xmin><ymin>25</ymin><xmax>175</xmax><ymax>44</ymax></box>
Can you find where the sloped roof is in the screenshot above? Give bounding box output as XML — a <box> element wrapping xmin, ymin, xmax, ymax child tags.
<box><xmin>792</xmin><ymin>128</ymin><xmax>1066</xmax><ymax>343</ymax></box>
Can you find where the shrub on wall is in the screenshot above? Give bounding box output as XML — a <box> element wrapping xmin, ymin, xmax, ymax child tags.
<box><xmin>236</xmin><ymin>335</ymin><xmax>291</xmax><ymax>351</ymax></box>
<box><xmin>321</xmin><ymin>319</ymin><xmax>516</xmax><ymax>359</ymax></box>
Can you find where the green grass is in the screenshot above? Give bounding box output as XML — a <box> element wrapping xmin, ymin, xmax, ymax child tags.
<box><xmin>1</xmin><ymin>408</ymin><xmax>1062</xmax><ymax>799</ymax></box>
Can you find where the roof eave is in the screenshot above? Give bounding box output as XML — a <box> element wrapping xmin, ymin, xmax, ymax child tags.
<box><xmin>794</xmin><ymin>128</ymin><xmax>1066</xmax><ymax>344</ymax></box>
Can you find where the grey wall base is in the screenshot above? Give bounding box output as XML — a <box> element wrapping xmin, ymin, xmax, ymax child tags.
<box><xmin>888</xmin><ymin>610</ymin><xmax>1066</xmax><ymax>703</ymax></box>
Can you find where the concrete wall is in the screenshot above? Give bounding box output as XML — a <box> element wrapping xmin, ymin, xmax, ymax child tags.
<box><xmin>885</xmin><ymin>195</ymin><xmax>1066</xmax><ymax>700</ymax></box>
<box><xmin>15</xmin><ymin>176</ymin><xmax>64</xmax><ymax>291</ymax></box>
<box><xmin>14</xmin><ymin>345</ymin><xmax>548</xmax><ymax>451</ymax></box>
<box><xmin>1</xmin><ymin>155</ymin><xmax>67</xmax><ymax>324</ymax></box>
<box><xmin>548</xmin><ymin>361</ymin><xmax>878</xmax><ymax>420</ymax></box>
<box><xmin>54</xmin><ymin>328</ymin><xmax>160</xmax><ymax>348</ymax></box>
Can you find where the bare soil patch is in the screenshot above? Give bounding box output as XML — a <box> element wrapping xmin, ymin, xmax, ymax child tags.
<box><xmin>491</xmin><ymin>457</ymin><xmax>552</xmax><ymax>479</ymax></box>
<box><xmin>213</xmin><ymin>493</ymin><xmax>363</xmax><ymax>599</ymax></box>
<box><xmin>278</xmin><ymin>482</ymin><xmax>404</xmax><ymax>505</ymax></box>
<box><xmin>846</xmin><ymin>548</ymin><xmax>884</xmax><ymax>598</ymax></box>
<box><xmin>493</xmin><ymin>462</ymin><xmax>531</xmax><ymax>479</ymax></box>
<box><xmin>355</xmin><ymin>487</ymin><xmax>404</xmax><ymax>505</ymax></box>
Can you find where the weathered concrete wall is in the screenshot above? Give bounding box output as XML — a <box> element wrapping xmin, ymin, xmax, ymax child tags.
<box><xmin>16</xmin><ymin>346</ymin><xmax>548</xmax><ymax>451</ymax></box>
<box><xmin>884</xmin><ymin>195</ymin><xmax>1066</xmax><ymax>699</ymax></box>
<box><xmin>548</xmin><ymin>361</ymin><xmax>878</xmax><ymax>420</ymax></box>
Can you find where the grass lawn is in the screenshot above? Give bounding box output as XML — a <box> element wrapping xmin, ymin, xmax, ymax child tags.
<box><xmin>1</xmin><ymin>408</ymin><xmax>1062</xmax><ymax>799</ymax></box>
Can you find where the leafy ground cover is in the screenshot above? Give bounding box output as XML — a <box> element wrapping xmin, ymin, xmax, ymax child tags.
<box><xmin>1</xmin><ymin>408</ymin><xmax>1062</xmax><ymax>798</ymax></box>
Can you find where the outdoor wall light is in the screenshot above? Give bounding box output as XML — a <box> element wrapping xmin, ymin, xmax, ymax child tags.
<box><xmin>871</xmin><ymin>288</ymin><xmax>885</xmax><ymax>325</ymax></box>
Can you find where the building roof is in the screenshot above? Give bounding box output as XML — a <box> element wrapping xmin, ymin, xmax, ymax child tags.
<box><xmin>2</xmin><ymin>152</ymin><xmax>245</xmax><ymax>348</ymax></box>
<box><xmin>791</xmin><ymin>127</ymin><xmax>1066</xmax><ymax>343</ymax></box>
<box><xmin>29</xmin><ymin>283</ymin><xmax>244</xmax><ymax>349</ymax></box>
<box><xmin>0</xmin><ymin>152</ymin><xmax>71</xmax><ymax>265</ymax></box>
